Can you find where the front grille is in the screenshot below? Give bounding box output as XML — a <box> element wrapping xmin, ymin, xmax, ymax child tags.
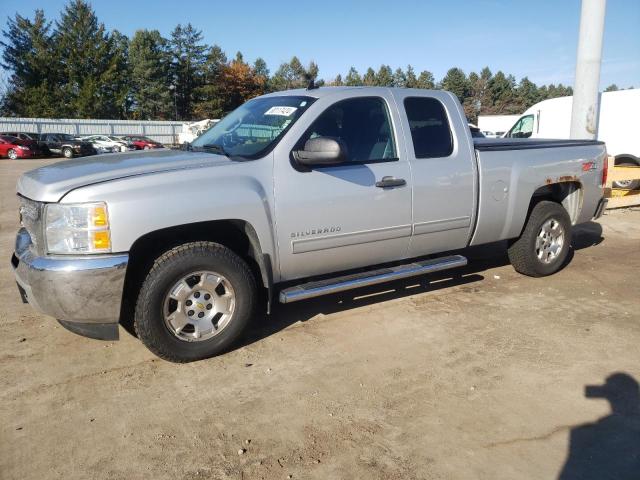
<box><xmin>18</xmin><ymin>195</ymin><xmax>43</xmax><ymax>252</ymax></box>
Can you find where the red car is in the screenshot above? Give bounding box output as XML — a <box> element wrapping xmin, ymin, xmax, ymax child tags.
<box><xmin>120</xmin><ymin>135</ymin><xmax>163</xmax><ymax>150</ymax></box>
<box><xmin>0</xmin><ymin>135</ymin><xmax>36</xmax><ymax>159</ymax></box>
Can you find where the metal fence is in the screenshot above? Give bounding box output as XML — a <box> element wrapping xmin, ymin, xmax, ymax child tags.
<box><xmin>0</xmin><ymin>117</ymin><xmax>183</xmax><ymax>144</ymax></box>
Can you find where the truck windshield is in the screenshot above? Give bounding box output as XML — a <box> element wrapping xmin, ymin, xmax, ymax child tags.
<box><xmin>191</xmin><ymin>96</ymin><xmax>315</xmax><ymax>159</ymax></box>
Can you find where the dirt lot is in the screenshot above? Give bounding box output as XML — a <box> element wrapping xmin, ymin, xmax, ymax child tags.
<box><xmin>1</xmin><ymin>158</ymin><xmax>639</xmax><ymax>480</ymax></box>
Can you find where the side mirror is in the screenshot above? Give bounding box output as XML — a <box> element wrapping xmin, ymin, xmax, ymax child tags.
<box><xmin>295</xmin><ymin>137</ymin><xmax>347</xmax><ymax>166</ymax></box>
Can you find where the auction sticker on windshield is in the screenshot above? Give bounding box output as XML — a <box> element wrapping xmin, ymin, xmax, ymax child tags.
<box><xmin>265</xmin><ymin>106</ymin><xmax>297</xmax><ymax>116</ymax></box>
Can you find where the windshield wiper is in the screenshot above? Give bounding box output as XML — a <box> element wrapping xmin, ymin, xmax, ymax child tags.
<box><xmin>200</xmin><ymin>143</ymin><xmax>229</xmax><ymax>157</ymax></box>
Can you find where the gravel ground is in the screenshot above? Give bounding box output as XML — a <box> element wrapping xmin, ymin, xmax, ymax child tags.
<box><xmin>1</xmin><ymin>158</ymin><xmax>639</xmax><ymax>480</ymax></box>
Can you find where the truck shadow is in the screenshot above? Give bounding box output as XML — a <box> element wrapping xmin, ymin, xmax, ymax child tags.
<box><xmin>239</xmin><ymin>221</ymin><xmax>604</xmax><ymax>350</ymax></box>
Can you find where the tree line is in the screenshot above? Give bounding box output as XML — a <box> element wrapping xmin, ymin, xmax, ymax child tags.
<box><xmin>0</xmin><ymin>0</ymin><xmax>624</xmax><ymax>123</ymax></box>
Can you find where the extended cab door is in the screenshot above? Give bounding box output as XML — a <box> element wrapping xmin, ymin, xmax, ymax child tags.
<box><xmin>272</xmin><ymin>90</ymin><xmax>412</xmax><ymax>282</ymax></box>
<box><xmin>391</xmin><ymin>91</ymin><xmax>477</xmax><ymax>257</ymax></box>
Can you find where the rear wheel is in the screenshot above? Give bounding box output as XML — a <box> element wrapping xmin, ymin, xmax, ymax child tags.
<box><xmin>134</xmin><ymin>241</ymin><xmax>257</xmax><ymax>362</ymax></box>
<box><xmin>62</xmin><ymin>147</ymin><xmax>73</xmax><ymax>158</ymax></box>
<box><xmin>508</xmin><ymin>201</ymin><xmax>572</xmax><ymax>277</ymax></box>
<box><xmin>7</xmin><ymin>149</ymin><xmax>18</xmax><ymax>160</ymax></box>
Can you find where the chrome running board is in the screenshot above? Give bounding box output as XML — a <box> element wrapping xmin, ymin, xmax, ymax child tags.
<box><xmin>279</xmin><ymin>254</ymin><xmax>467</xmax><ymax>304</ymax></box>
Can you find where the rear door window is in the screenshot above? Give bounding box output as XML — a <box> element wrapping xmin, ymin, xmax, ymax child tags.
<box><xmin>403</xmin><ymin>97</ymin><xmax>453</xmax><ymax>158</ymax></box>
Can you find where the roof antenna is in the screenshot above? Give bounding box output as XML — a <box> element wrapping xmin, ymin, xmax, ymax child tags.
<box><xmin>305</xmin><ymin>73</ymin><xmax>318</xmax><ymax>90</ymax></box>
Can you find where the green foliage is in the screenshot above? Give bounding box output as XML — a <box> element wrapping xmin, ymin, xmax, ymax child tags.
<box><xmin>53</xmin><ymin>0</ymin><xmax>127</xmax><ymax>118</ymax></box>
<box><xmin>604</xmin><ymin>84</ymin><xmax>619</xmax><ymax>92</ymax></box>
<box><xmin>170</xmin><ymin>23</ymin><xmax>207</xmax><ymax>120</ymax></box>
<box><xmin>129</xmin><ymin>29</ymin><xmax>171</xmax><ymax>119</ymax></box>
<box><xmin>0</xmin><ymin>0</ymin><xmax>622</xmax><ymax>121</ymax></box>
<box><xmin>375</xmin><ymin>65</ymin><xmax>394</xmax><ymax>87</ymax></box>
<box><xmin>344</xmin><ymin>67</ymin><xmax>362</xmax><ymax>86</ymax></box>
<box><xmin>440</xmin><ymin>67</ymin><xmax>469</xmax><ymax>104</ymax></box>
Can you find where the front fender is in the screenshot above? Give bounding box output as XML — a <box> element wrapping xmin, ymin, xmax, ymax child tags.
<box><xmin>61</xmin><ymin>161</ymin><xmax>278</xmax><ymax>278</ymax></box>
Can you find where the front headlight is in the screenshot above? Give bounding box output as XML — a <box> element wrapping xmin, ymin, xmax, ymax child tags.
<box><xmin>44</xmin><ymin>202</ymin><xmax>111</xmax><ymax>254</ymax></box>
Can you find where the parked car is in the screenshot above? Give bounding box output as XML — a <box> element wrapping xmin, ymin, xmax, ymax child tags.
<box><xmin>0</xmin><ymin>135</ymin><xmax>37</xmax><ymax>159</ymax></box>
<box><xmin>39</xmin><ymin>133</ymin><xmax>95</xmax><ymax>158</ymax></box>
<box><xmin>12</xmin><ymin>87</ymin><xmax>608</xmax><ymax>362</ymax></box>
<box><xmin>80</xmin><ymin>135</ymin><xmax>133</xmax><ymax>153</ymax></box>
<box><xmin>0</xmin><ymin>132</ymin><xmax>50</xmax><ymax>156</ymax></box>
<box><xmin>120</xmin><ymin>135</ymin><xmax>163</xmax><ymax>150</ymax></box>
<box><xmin>503</xmin><ymin>88</ymin><xmax>640</xmax><ymax>189</ymax></box>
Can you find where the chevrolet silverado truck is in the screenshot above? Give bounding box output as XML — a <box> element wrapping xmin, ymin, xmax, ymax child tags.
<box><xmin>11</xmin><ymin>87</ymin><xmax>608</xmax><ymax>362</ymax></box>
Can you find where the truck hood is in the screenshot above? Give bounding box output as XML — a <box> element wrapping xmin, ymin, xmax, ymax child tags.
<box><xmin>17</xmin><ymin>149</ymin><xmax>231</xmax><ymax>202</ymax></box>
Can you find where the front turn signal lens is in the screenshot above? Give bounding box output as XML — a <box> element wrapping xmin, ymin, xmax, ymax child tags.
<box><xmin>92</xmin><ymin>230</ymin><xmax>111</xmax><ymax>250</ymax></box>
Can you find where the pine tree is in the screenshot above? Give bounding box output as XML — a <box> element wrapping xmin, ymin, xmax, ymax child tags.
<box><xmin>440</xmin><ymin>67</ymin><xmax>469</xmax><ymax>104</ymax></box>
<box><xmin>270</xmin><ymin>57</ymin><xmax>317</xmax><ymax>90</ymax></box>
<box><xmin>375</xmin><ymin>65</ymin><xmax>394</xmax><ymax>86</ymax></box>
<box><xmin>362</xmin><ymin>68</ymin><xmax>376</xmax><ymax>86</ymax></box>
<box><xmin>332</xmin><ymin>74</ymin><xmax>344</xmax><ymax>86</ymax></box>
<box><xmin>54</xmin><ymin>0</ymin><xmax>127</xmax><ymax>118</ymax></box>
<box><xmin>415</xmin><ymin>70</ymin><xmax>435</xmax><ymax>89</ymax></box>
<box><xmin>344</xmin><ymin>67</ymin><xmax>362</xmax><ymax>86</ymax></box>
<box><xmin>170</xmin><ymin>23</ymin><xmax>207</xmax><ymax>120</ymax></box>
<box><xmin>192</xmin><ymin>44</ymin><xmax>227</xmax><ymax>118</ymax></box>
<box><xmin>487</xmin><ymin>71</ymin><xmax>516</xmax><ymax>113</ymax></box>
<box><xmin>393</xmin><ymin>67</ymin><xmax>407</xmax><ymax>88</ymax></box>
<box><xmin>405</xmin><ymin>65</ymin><xmax>418</xmax><ymax>88</ymax></box>
<box><xmin>604</xmin><ymin>84</ymin><xmax>619</xmax><ymax>92</ymax></box>
<box><xmin>129</xmin><ymin>29</ymin><xmax>172</xmax><ymax>120</ymax></box>
<box><xmin>0</xmin><ymin>9</ymin><xmax>59</xmax><ymax>116</ymax></box>
<box><xmin>252</xmin><ymin>57</ymin><xmax>269</xmax><ymax>92</ymax></box>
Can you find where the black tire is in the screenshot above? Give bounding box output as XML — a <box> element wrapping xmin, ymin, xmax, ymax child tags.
<box><xmin>134</xmin><ymin>241</ymin><xmax>257</xmax><ymax>362</ymax></box>
<box><xmin>612</xmin><ymin>160</ymin><xmax>640</xmax><ymax>190</ymax></box>
<box><xmin>62</xmin><ymin>147</ymin><xmax>73</xmax><ymax>158</ymax></box>
<box><xmin>7</xmin><ymin>149</ymin><xmax>18</xmax><ymax>160</ymax></box>
<box><xmin>508</xmin><ymin>200</ymin><xmax>572</xmax><ymax>277</ymax></box>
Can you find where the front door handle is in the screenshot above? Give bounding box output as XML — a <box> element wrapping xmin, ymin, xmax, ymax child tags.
<box><xmin>375</xmin><ymin>176</ymin><xmax>406</xmax><ymax>188</ymax></box>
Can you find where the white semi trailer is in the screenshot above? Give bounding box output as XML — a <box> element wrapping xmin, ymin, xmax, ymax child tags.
<box><xmin>504</xmin><ymin>88</ymin><xmax>640</xmax><ymax>189</ymax></box>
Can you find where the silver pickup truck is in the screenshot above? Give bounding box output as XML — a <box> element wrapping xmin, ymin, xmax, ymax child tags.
<box><xmin>11</xmin><ymin>87</ymin><xmax>608</xmax><ymax>362</ymax></box>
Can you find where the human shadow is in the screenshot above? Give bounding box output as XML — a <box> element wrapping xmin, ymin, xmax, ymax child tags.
<box><xmin>558</xmin><ymin>373</ymin><xmax>640</xmax><ymax>480</ymax></box>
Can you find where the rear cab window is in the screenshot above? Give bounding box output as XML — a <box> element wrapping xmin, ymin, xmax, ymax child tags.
<box><xmin>403</xmin><ymin>97</ymin><xmax>453</xmax><ymax>158</ymax></box>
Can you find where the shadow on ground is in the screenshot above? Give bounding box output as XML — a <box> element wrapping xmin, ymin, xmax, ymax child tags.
<box><xmin>239</xmin><ymin>221</ymin><xmax>604</xmax><ymax>349</ymax></box>
<box><xmin>558</xmin><ymin>372</ymin><xmax>640</xmax><ymax>480</ymax></box>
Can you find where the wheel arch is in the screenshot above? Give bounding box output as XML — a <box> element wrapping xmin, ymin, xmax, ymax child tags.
<box><xmin>518</xmin><ymin>181</ymin><xmax>583</xmax><ymax>237</ymax></box>
<box><xmin>120</xmin><ymin>219</ymin><xmax>272</xmax><ymax>330</ymax></box>
<box><xmin>614</xmin><ymin>153</ymin><xmax>640</xmax><ymax>165</ymax></box>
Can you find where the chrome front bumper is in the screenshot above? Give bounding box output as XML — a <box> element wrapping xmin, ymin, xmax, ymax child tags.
<box><xmin>11</xmin><ymin>228</ymin><xmax>128</xmax><ymax>339</ymax></box>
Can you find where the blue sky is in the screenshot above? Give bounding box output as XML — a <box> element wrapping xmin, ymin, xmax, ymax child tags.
<box><xmin>1</xmin><ymin>0</ymin><xmax>638</xmax><ymax>88</ymax></box>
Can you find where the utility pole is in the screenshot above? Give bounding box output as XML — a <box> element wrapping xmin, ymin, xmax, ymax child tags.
<box><xmin>570</xmin><ymin>0</ymin><xmax>607</xmax><ymax>139</ymax></box>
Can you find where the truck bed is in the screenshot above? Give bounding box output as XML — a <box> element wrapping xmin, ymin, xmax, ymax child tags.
<box><xmin>470</xmin><ymin>137</ymin><xmax>607</xmax><ymax>247</ymax></box>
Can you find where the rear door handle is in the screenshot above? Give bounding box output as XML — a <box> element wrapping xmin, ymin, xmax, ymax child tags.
<box><xmin>375</xmin><ymin>176</ymin><xmax>406</xmax><ymax>188</ymax></box>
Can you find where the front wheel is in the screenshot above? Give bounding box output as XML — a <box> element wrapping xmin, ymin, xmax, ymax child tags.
<box><xmin>62</xmin><ymin>147</ymin><xmax>73</xmax><ymax>158</ymax></box>
<box><xmin>134</xmin><ymin>242</ymin><xmax>257</xmax><ymax>362</ymax></box>
<box><xmin>7</xmin><ymin>149</ymin><xmax>18</xmax><ymax>160</ymax></box>
<box><xmin>508</xmin><ymin>200</ymin><xmax>572</xmax><ymax>277</ymax></box>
